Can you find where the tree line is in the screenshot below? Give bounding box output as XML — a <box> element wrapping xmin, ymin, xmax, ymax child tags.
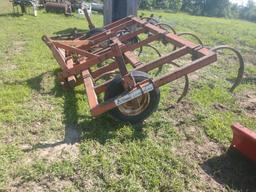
<box><xmin>138</xmin><ymin>0</ymin><xmax>256</xmax><ymax>22</ymax></box>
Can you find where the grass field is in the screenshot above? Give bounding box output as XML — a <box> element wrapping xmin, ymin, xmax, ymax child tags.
<box><xmin>0</xmin><ymin>0</ymin><xmax>256</xmax><ymax>191</ymax></box>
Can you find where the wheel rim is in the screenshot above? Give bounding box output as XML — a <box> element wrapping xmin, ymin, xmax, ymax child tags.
<box><xmin>118</xmin><ymin>93</ymin><xmax>150</xmax><ymax>116</ymax></box>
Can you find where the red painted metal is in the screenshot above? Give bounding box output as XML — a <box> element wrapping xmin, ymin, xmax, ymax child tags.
<box><xmin>231</xmin><ymin>123</ymin><xmax>256</xmax><ymax>162</ymax></box>
<box><xmin>42</xmin><ymin>16</ymin><xmax>224</xmax><ymax>118</ymax></box>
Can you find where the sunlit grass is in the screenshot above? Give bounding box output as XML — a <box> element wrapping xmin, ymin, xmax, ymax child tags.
<box><xmin>0</xmin><ymin>1</ymin><xmax>255</xmax><ymax>190</ymax></box>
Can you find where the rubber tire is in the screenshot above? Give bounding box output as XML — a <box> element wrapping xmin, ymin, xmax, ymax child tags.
<box><xmin>104</xmin><ymin>71</ymin><xmax>160</xmax><ymax>124</ymax></box>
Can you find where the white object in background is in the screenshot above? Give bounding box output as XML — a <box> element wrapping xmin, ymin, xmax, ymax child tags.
<box><xmin>77</xmin><ymin>8</ymin><xmax>83</xmax><ymax>17</ymax></box>
<box><xmin>86</xmin><ymin>3</ymin><xmax>92</xmax><ymax>17</ymax></box>
<box><xmin>79</xmin><ymin>3</ymin><xmax>92</xmax><ymax>17</ymax></box>
<box><xmin>33</xmin><ymin>5</ymin><xmax>37</xmax><ymax>16</ymax></box>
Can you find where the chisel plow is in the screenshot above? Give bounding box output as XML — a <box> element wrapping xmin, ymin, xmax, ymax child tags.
<box><xmin>42</xmin><ymin>16</ymin><xmax>244</xmax><ymax>123</ymax></box>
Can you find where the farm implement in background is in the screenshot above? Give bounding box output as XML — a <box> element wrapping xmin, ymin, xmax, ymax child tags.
<box><xmin>44</xmin><ymin>1</ymin><xmax>72</xmax><ymax>16</ymax></box>
<box><xmin>231</xmin><ymin>124</ymin><xmax>256</xmax><ymax>163</ymax></box>
<box><xmin>42</xmin><ymin>16</ymin><xmax>244</xmax><ymax>124</ymax></box>
<box><xmin>10</xmin><ymin>0</ymin><xmax>38</xmax><ymax>16</ymax></box>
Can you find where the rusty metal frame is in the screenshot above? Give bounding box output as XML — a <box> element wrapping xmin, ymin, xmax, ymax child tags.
<box><xmin>43</xmin><ymin>16</ymin><xmax>218</xmax><ymax>117</ymax></box>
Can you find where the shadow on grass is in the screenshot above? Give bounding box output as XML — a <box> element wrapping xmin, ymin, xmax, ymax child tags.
<box><xmin>23</xmin><ymin>71</ymin><xmax>146</xmax><ymax>150</ymax></box>
<box><xmin>53</xmin><ymin>28</ymin><xmax>88</xmax><ymax>36</ymax></box>
<box><xmin>239</xmin><ymin>76</ymin><xmax>256</xmax><ymax>85</ymax></box>
<box><xmin>201</xmin><ymin>147</ymin><xmax>256</xmax><ymax>191</ymax></box>
<box><xmin>0</xmin><ymin>13</ymin><xmax>23</xmax><ymax>17</ymax></box>
<box><xmin>50</xmin><ymin>28</ymin><xmax>89</xmax><ymax>40</ymax></box>
<box><xmin>227</xmin><ymin>76</ymin><xmax>256</xmax><ymax>85</ymax></box>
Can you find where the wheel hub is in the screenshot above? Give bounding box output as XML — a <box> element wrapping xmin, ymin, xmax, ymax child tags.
<box><xmin>118</xmin><ymin>93</ymin><xmax>150</xmax><ymax>116</ymax></box>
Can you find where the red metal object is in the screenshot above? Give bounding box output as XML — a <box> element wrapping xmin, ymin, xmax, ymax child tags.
<box><xmin>231</xmin><ymin>123</ymin><xmax>256</xmax><ymax>162</ymax></box>
<box><xmin>43</xmin><ymin>16</ymin><xmax>238</xmax><ymax>121</ymax></box>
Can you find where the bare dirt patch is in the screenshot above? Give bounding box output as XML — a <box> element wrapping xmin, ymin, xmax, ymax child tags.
<box><xmin>172</xmin><ymin>123</ymin><xmax>256</xmax><ymax>191</ymax></box>
<box><xmin>5</xmin><ymin>41</ymin><xmax>26</xmax><ymax>59</ymax></box>
<box><xmin>236</xmin><ymin>91</ymin><xmax>256</xmax><ymax>117</ymax></box>
<box><xmin>35</xmin><ymin>141</ymin><xmax>80</xmax><ymax>163</ymax></box>
<box><xmin>18</xmin><ymin>126</ymin><xmax>81</xmax><ymax>168</ymax></box>
<box><xmin>11</xmin><ymin>41</ymin><xmax>26</xmax><ymax>55</ymax></box>
<box><xmin>243</xmin><ymin>52</ymin><xmax>256</xmax><ymax>65</ymax></box>
<box><xmin>165</xmin><ymin>100</ymin><xmax>196</xmax><ymax>127</ymax></box>
<box><xmin>22</xmin><ymin>126</ymin><xmax>80</xmax><ymax>163</ymax></box>
<box><xmin>213</xmin><ymin>103</ymin><xmax>229</xmax><ymax>112</ymax></box>
<box><xmin>171</xmin><ymin>127</ymin><xmax>226</xmax><ymax>191</ymax></box>
<box><xmin>3</xmin><ymin>41</ymin><xmax>25</xmax><ymax>72</ymax></box>
<box><xmin>7</xmin><ymin>127</ymin><xmax>80</xmax><ymax>191</ymax></box>
<box><xmin>164</xmin><ymin>100</ymin><xmax>195</xmax><ymax>115</ymax></box>
<box><xmin>36</xmin><ymin>128</ymin><xmax>80</xmax><ymax>162</ymax></box>
<box><xmin>8</xmin><ymin>177</ymin><xmax>74</xmax><ymax>192</ymax></box>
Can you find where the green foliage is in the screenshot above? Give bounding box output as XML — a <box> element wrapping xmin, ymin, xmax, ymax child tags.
<box><xmin>181</xmin><ymin>0</ymin><xmax>205</xmax><ymax>15</ymax></box>
<box><xmin>168</xmin><ymin>0</ymin><xmax>182</xmax><ymax>12</ymax></box>
<box><xmin>139</xmin><ymin>0</ymin><xmax>182</xmax><ymax>11</ymax></box>
<box><xmin>139</xmin><ymin>0</ymin><xmax>154</xmax><ymax>9</ymax></box>
<box><xmin>204</xmin><ymin>0</ymin><xmax>230</xmax><ymax>17</ymax></box>
<box><xmin>140</xmin><ymin>0</ymin><xmax>256</xmax><ymax>22</ymax></box>
<box><xmin>181</xmin><ymin>0</ymin><xmax>231</xmax><ymax>17</ymax></box>
<box><xmin>239</xmin><ymin>0</ymin><xmax>256</xmax><ymax>22</ymax></box>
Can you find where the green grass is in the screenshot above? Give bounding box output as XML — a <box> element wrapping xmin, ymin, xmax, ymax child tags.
<box><xmin>0</xmin><ymin>1</ymin><xmax>256</xmax><ymax>191</ymax></box>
